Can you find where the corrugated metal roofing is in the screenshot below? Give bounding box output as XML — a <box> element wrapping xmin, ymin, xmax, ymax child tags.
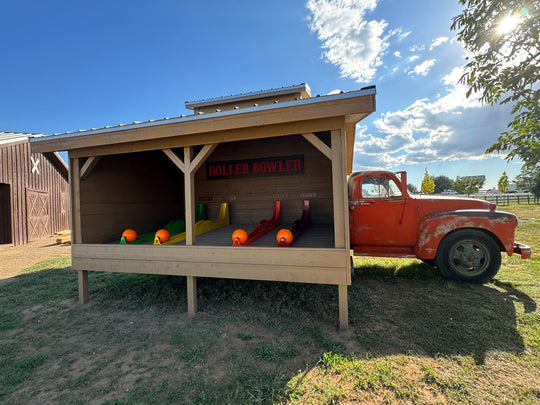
<box><xmin>36</xmin><ymin>86</ymin><xmax>377</xmax><ymax>142</ymax></box>
<box><xmin>0</xmin><ymin>131</ymin><xmax>44</xmax><ymax>146</ymax></box>
<box><xmin>185</xmin><ymin>83</ymin><xmax>311</xmax><ymax>109</ymax></box>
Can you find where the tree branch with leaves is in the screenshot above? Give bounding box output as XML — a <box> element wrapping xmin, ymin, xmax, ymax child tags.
<box><xmin>451</xmin><ymin>0</ymin><xmax>540</xmax><ymax>167</ymax></box>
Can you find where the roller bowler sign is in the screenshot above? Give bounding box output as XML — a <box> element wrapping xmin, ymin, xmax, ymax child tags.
<box><xmin>207</xmin><ymin>155</ymin><xmax>304</xmax><ymax>180</ymax></box>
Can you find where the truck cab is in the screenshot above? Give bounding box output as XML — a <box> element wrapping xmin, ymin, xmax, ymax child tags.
<box><xmin>348</xmin><ymin>170</ymin><xmax>531</xmax><ymax>283</ymax></box>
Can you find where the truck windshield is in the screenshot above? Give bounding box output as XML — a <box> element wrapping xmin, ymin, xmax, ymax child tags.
<box><xmin>362</xmin><ymin>178</ymin><xmax>402</xmax><ymax>198</ymax></box>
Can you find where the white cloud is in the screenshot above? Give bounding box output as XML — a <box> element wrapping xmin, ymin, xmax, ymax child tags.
<box><xmin>430</xmin><ymin>36</ymin><xmax>449</xmax><ymax>50</ymax></box>
<box><xmin>409</xmin><ymin>45</ymin><xmax>425</xmax><ymax>52</ymax></box>
<box><xmin>306</xmin><ymin>0</ymin><xmax>388</xmax><ymax>83</ymax></box>
<box><xmin>354</xmin><ymin>66</ymin><xmax>512</xmax><ymax>169</ymax></box>
<box><xmin>394</xmin><ymin>51</ymin><xmax>401</xmax><ymax>58</ymax></box>
<box><xmin>408</xmin><ymin>59</ymin><xmax>436</xmax><ymax>76</ymax></box>
<box><xmin>408</xmin><ymin>55</ymin><xmax>420</xmax><ymax>62</ymax></box>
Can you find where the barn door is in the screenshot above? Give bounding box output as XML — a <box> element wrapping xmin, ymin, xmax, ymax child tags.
<box><xmin>26</xmin><ymin>189</ymin><xmax>50</xmax><ymax>242</ymax></box>
<box><xmin>0</xmin><ymin>183</ymin><xmax>12</xmax><ymax>244</ymax></box>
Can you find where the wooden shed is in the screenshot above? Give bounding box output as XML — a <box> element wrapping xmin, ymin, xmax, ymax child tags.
<box><xmin>0</xmin><ymin>132</ymin><xmax>69</xmax><ymax>246</ymax></box>
<box><xmin>30</xmin><ymin>84</ymin><xmax>376</xmax><ymax>328</ymax></box>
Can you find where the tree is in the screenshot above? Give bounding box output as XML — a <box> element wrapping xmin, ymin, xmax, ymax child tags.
<box><xmin>498</xmin><ymin>171</ymin><xmax>509</xmax><ymax>192</ymax></box>
<box><xmin>408</xmin><ymin>183</ymin><xmax>419</xmax><ymax>194</ymax></box>
<box><xmin>531</xmin><ymin>171</ymin><xmax>540</xmax><ymax>198</ymax></box>
<box><xmin>451</xmin><ymin>1</ymin><xmax>540</xmax><ymax>168</ymax></box>
<box><xmin>515</xmin><ymin>165</ymin><xmax>540</xmax><ymax>191</ymax></box>
<box><xmin>433</xmin><ymin>175</ymin><xmax>455</xmax><ymax>193</ymax></box>
<box><xmin>421</xmin><ymin>168</ymin><xmax>435</xmax><ymax>194</ymax></box>
<box><xmin>453</xmin><ymin>176</ymin><xmax>485</xmax><ymax>195</ymax></box>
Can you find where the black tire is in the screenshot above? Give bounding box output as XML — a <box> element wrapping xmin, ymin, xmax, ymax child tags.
<box><xmin>435</xmin><ymin>229</ymin><xmax>501</xmax><ymax>284</ymax></box>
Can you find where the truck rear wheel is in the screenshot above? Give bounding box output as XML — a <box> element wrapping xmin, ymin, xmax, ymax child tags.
<box><xmin>435</xmin><ymin>229</ymin><xmax>501</xmax><ymax>284</ymax></box>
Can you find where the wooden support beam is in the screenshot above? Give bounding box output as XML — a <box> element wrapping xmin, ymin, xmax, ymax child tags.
<box><xmin>163</xmin><ymin>148</ymin><xmax>185</xmax><ymax>173</ymax></box>
<box><xmin>331</xmin><ymin>129</ymin><xmax>350</xmax><ymax>329</ymax></box>
<box><xmin>345</xmin><ymin>122</ymin><xmax>356</xmax><ymax>174</ymax></box>
<box><xmin>70</xmin><ymin>156</ymin><xmax>82</xmax><ymax>245</ymax></box>
<box><xmin>183</xmin><ymin>146</ymin><xmax>198</xmax><ymax>316</ymax></box>
<box><xmin>330</xmin><ymin>129</ymin><xmax>349</xmax><ymax>250</ymax></box>
<box><xmin>184</xmin><ymin>146</ymin><xmax>195</xmax><ymax>246</ymax></box>
<box><xmin>302</xmin><ymin>133</ymin><xmax>332</xmax><ymax>160</ymax></box>
<box><xmin>187</xmin><ymin>276</ymin><xmax>197</xmax><ymax>316</ymax></box>
<box><xmin>190</xmin><ymin>144</ymin><xmax>217</xmax><ymax>173</ymax></box>
<box><xmin>70</xmin><ymin>155</ymin><xmax>88</xmax><ymax>303</ymax></box>
<box><xmin>338</xmin><ymin>285</ymin><xmax>348</xmax><ymax>330</ymax></box>
<box><xmin>80</xmin><ymin>156</ymin><xmax>101</xmax><ymax>180</ymax></box>
<box><xmin>78</xmin><ymin>270</ymin><xmax>89</xmax><ymax>304</ymax></box>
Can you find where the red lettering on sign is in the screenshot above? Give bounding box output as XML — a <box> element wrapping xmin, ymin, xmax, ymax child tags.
<box><xmin>286</xmin><ymin>160</ymin><xmax>293</xmax><ymax>171</ymax></box>
<box><xmin>268</xmin><ymin>161</ymin><xmax>278</xmax><ymax>172</ymax></box>
<box><xmin>208</xmin><ymin>155</ymin><xmax>304</xmax><ymax>179</ymax></box>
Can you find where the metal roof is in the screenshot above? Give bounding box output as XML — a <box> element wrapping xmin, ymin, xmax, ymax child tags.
<box><xmin>185</xmin><ymin>83</ymin><xmax>311</xmax><ymax>110</ymax></box>
<box><xmin>34</xmin><ymin>86</ymin><xmax>377</xmax><ymax>143</ymax></box>
<box><xmin>0</xmin><ymin>131</ymin><xmax>44</xmax><ymax>146</ymax></box>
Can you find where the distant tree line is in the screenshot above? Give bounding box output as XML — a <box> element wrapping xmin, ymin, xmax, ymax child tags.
<box><xmin>410</xmin><ymin>167</ymin><xmax>540</xmax><ymax>197</ymax></box>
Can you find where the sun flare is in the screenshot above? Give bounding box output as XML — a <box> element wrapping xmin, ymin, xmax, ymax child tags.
<box><xmin>497</xmin><ymin>15</ymin><xmax>521</xmax><ymax>34</ymax></box>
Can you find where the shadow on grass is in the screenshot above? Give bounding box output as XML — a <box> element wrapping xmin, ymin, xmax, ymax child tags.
<box><xmin>0</xmin><ymin>257</ymin><xmax>534</xmax><ymax>403</ymax></box>
<box><xmin>349</xmin><ymin>261</ymin><xmax>528</xmax><ymax>364</ymax></box>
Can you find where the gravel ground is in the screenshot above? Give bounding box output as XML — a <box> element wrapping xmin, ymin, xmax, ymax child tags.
<box><xmin>0</xmin><ymin>236</ymin><xmax>71</xmax><ymax>281</ymax></box>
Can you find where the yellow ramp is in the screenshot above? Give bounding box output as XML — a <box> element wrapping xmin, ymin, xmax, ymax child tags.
<box><xmin>158</xmin><ymin>203</ymin><xmax>229</xmax><ymax>245</ymax></box>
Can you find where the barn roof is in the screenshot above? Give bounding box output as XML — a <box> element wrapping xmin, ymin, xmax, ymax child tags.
<box><xmin>0</xmin><ymin>131</ymin><xmax>69</xmax><ymax>178</ymax></box>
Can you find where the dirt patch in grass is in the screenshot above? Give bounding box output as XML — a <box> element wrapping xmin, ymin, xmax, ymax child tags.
<box><xmin>0</xmin><ymin>235</ymin><xmax>70</xmax><ymax>281</ymax></box>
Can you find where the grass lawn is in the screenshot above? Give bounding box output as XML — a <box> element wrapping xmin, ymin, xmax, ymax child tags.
<box><xmin>0</xmin><ymin>205</ymin><xmax>538</xmax><ymax>404</ymax></box>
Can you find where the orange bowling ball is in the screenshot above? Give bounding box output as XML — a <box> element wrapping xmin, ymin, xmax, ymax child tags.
<box><xmin>155</xmin><ymin>229</ymin><xmax>170</xmax><ymax>243</ymax></box>
<box><xmin>232</xmin><ymin>229</ymin><xmax>248</xmax><ymax>245</ymax></box>
<box><xmin>121</xmin><ymin>229</ymin><xmax>138</xmax><ymax>243</ymax></box>
<box><xmin>276</xmin><ymin>229</ymin><xmax>293</xmax><ymax>245</ymax></box>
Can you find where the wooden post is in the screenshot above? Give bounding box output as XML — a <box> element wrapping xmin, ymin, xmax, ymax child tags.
<box><xmin>331</xmin><ymin>128</ymin><xmax>349</xmax><ymax>250</ymax></box>
<box><xmin>338</xmin><ymin>284</ymin><xmax>348</xmax><ymax>330</ymax></box>
<box><xmin>187</xmin><ymin>276</ymin><xmax>197</xmax><ymax>316</ymax></box>
<box><xmin>78</xmin><ymin>270</ymin><xmax>89</xmax><ymax>303</ymax></box>
<box><xmin>184</xmin><ymin>146</ymin><xmax>197</xmax><ymax>315</ymax></box>
<box><xmin>331</xmin><ymin>128</ymin><xmax>350</xmax><ymax>330</ymax></box>
<box><xmin>70</xmin><ymin>156</ymin><xmax>88</xmax><ymax>304</ymax></box>
<box><xmin>184</xmin><ymin>147</ymin><xmax>195</xmax><ymax>246</ymax></box>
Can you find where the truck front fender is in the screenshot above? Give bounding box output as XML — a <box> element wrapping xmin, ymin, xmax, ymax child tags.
<box><xmin>414</xmin><ymin>210</ymin><xmax>518</xmax><ymax>259</ymax></box>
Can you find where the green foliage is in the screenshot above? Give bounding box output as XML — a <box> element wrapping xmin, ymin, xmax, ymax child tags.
<box><xmin>453</xmin><ymin>176</ymin><xmax>485</xmax><ymax>195</ymax></box>
<box><xmin>407</xmin><ymin>183</ymin><xmax>419</xmax><ymax>194</ymax></box>
<box><xmin>421</xmin><ymin>168</ymin><xmax>435</xmax><ymax>194</ymax></box>
<box><xmin>498</xmin><ymin>171</ymin><xmax>509</xmax><ymax>192</ymax></box>
<box><xmin>515</xmin><ymin>165</ymin><xmax>540</xmax><ymax>191</ymax></box>
<box><xmin>433</xmin><ymin>175</ymin><xmax>455</xmax><ymax>194</ymax></box>
<box><xmin>451</xmin><ymin>1</ymin><xmax>540</xmax><ymax>168</ymax></box>
<box><xmin>531</xmin><ymin>170</ymin><xmax>540</xmax><ymax>198</ymax></box>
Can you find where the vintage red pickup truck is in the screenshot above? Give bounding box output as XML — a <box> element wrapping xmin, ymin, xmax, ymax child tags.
<box><xmin>348</xmin><ymin>170</ymin><xmax>531</xmax><ymax>284</ymax></box>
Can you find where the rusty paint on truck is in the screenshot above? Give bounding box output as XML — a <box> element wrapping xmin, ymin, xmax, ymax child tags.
<box><xmin>348</xmin><ymin>170</ymin><xmax>531</xmax><ymax>283</ymax></box>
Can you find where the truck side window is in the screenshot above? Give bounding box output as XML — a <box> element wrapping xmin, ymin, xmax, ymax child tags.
<box><xmin>362</xmin><ymin>178</ymin><xmax>402</xmax><ymax>198</ymax></box>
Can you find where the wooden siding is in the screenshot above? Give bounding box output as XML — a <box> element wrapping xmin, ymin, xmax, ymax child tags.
<box><xmin>79</xmin><ymin>150</ymin><xmax>185</xmax><ymax>243</ymax></box>
<box><xmin>0</xmin><ymin>141</ymin><xmax>69</xmax><ymax>245</ymax></box>
<box><xmin>195</xmin><ymin>134</ymin><xmax>334</xmax><ymax>226</ymax></box>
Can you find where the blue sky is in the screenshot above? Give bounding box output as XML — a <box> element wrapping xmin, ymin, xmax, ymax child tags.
<box><xmin>0</xmin><ymin>0</ymin><xmax>524</xmax><ymax>188</ymax></box>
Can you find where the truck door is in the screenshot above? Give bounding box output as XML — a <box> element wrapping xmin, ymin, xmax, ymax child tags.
<box><xmin>349</xmin><ymin>175</ymin><xmax>415</xmax><ymax>247</ymax></box>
